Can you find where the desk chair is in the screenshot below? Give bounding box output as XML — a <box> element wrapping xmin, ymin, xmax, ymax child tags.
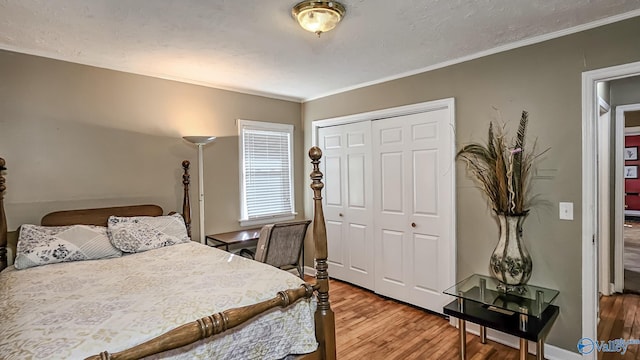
<box><xmin>239</xmin><ymin>220</ymin><xmax>311</xmax><ymax>279</ymax></box>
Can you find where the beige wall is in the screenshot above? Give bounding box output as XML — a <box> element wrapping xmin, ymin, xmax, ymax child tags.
<box><xmin>612</xmin><ymin>76</ymin><xmax>640</xmax><ymax>107</ymax></box>
<box><xmin>0</xmin><ymin>50</ymin><xmax>304</xmax><ymax>243</ymax></box>
<box><xmin>303</xmin><ymin>17</ymin><xmax>640</xmax><ymax>353</ymax></box>
<box><xmin>626</xmin><ymin>111</ymin><xmax>640</xmax><ymax>127</ymax></box>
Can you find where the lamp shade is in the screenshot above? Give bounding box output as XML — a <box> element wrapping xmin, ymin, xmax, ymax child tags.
<box><xmin>292</xmin><ymin>1</ymin><xmax>345</xmax><ymax>36</ymax></box>
<box><xmin>183</xmin><ymin>136</ymin><xmax>216</xmax><ymax>145</ymax></box>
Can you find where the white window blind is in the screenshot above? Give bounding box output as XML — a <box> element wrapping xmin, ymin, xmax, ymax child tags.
<box><xmin>238</xmin><ymin>120</ymin><xmax>295</xmax><ymax>224</ymax></box>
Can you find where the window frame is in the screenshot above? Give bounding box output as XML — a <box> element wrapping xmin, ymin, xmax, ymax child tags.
<box><xmin>238</xmin><ymin>119</ymin><xmax>296</xmax><ymax>227</ymax></box>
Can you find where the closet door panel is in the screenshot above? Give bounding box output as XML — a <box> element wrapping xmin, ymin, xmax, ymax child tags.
<box><xmin>326</xmin><ymin>220</ymin><xmax>345</xmax><ymax>269</ymax></box>
<box><xmin>318</xmin><ymin>122</ymin><xmax>374</xmax><ymax>289</ymax></box>
<box><xmin>380</xmin><ymin>229</ymin><xmax>405</xmax><ymax>285</ymax></box>
<box><xmin>324</xmin><ymin>156</ymin><xmax>342</xmax><ymax>207</ymax></box>
<box><xmin>380</xmin><ymin>152</ymin><xmax>404</xmax><ymax>213</ymax></box>
<box><xmin>373</xmin><ymin>107</ymin><xmax>454</xmax><ymax>314</ymax></box>
<box><xmin>348</xmin><ymin>223</ymin><xmax>368</xmax><ymax>273</ymax></box>
<box><xmin>413</xmin><ymin>233</ymin><xmax>440</xmax><ymax>294</ymax></box>
<box><xmin>413</xmin><ymin>149</ymin><xmax>438</xmax><ymax>215</ymax></box>
<box><xmin>347</xmin><ymin>154</ymin><xmax>366</xmax><ymax>208</ymax></box>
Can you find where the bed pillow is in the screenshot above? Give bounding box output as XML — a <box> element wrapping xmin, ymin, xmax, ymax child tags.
<box><xmin>15</xmin><ymin>224</ymin><xmax>122</xmax><ymax>270</ymax></box>
<box><xmin>108</xmin><ymin>213</ymin><xmax>190</xmax><ymax>253</ymax></box>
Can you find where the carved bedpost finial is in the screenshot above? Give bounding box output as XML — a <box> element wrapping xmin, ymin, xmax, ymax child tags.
<box><xmin>0</xmin><ymin>157</ymin><xmax>6</xmax><ymax>196</ymax></box>
<box><xmin>181</xmin><ymin>160</ymin><xmax>192</xmax><ymax>239</ymax></box>
<box><xmin>0</xmin><ymin>157</ymin><xmax>7</xmax><ymax>272</ymax></box>
<box><xmin>308</xmin><ymin>146</ymin><xmax>322</xmax><ymax>162</ymax></box>
<box><xmin>309</xmin><ymin>146</ymin><xmax>336</xmax><ymax>360</ymax></box>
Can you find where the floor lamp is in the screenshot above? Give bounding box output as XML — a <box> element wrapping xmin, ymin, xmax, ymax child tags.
<box><xmin>183</xmin><ymin>136</ymin><xmax>216</xmax><ymax>244</ymax></box>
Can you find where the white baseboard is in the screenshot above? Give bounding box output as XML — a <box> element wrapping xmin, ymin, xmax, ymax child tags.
<box><xmin>599</xmin><ymin>283</ymin><xmax>615</xmax><ymax>296</ymax></box>
<box><xmin>304</xmin><ymin>265</ymin><xmax>316</xmax><ymax>276</ymax></box>
<box><xmin>451</xmin><ymin>320</ymin><xmax>580</xmax><ymax>360</ymax></box>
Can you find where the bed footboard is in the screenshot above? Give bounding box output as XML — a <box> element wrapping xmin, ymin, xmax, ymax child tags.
<box><xmin>84</xmin><ymin>284</ymin><xmax>316</xmax><ymax>360</ymax></box>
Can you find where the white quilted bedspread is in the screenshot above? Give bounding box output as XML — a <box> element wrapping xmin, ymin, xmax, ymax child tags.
<box><xmin>0</xmin><ymin>242</ymin><xmax>317</xmax><ymax>359</ymax></box>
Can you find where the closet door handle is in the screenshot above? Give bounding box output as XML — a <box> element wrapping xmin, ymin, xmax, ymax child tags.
<box><xmin>411</xmin><ymin>222</ymin><xmax>416</xmax><ymax>228</ymax></box>
<box><xmin>339</xmin><ymin>213</ymin><xmax>344</xmax><ymax>217</ymax></box>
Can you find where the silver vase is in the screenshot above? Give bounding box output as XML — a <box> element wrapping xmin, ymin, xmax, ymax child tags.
<box><xmin>489</xmin><ymin>214</ymin><xmax>532</xmax><ymax>292</ymax></box>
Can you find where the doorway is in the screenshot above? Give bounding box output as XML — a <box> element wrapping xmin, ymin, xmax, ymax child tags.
<box><xmin>582</xmin><ymin>61</ymin><xmax>640</xmax><ymax>360</ymax></box>
<box><xmin>618</xmin><ymin>107</ymin><xmax>640</xmax><ymax>294</ymax></box>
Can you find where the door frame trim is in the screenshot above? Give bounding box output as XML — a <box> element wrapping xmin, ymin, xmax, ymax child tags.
<box><xmin>311</xmin><ymin>98</ymin><xmax>455</xmax><ymax>146</ymax></box>
<box><xmin>597</xmin><ymin>99</ymin><xmax>611</xmax><ymax>296</ymax></box>
<box><xmin>311</xmin><ymin>98</ymin><xmax>457</xmax><ymax>306</ymax></box>
<box><xmin>614</xmin><ymin>103</ymin><xmax>640</xmax><ymax>292</ymax></box>
<box><xmin>582</xmin><ymin>61</ymin><xmax>640</xmax><ymax>360</ymax></box>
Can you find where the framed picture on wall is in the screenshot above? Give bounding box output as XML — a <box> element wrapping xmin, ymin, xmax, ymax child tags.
<box><xmin>625</xmin><ymin>146</ymin><xmax>638</xmax><ymax>160</ymax></box>
<box><xmin>625</xmin><ymin>165</ymin><xmax>638</xmax><ymax>179</ymax></box>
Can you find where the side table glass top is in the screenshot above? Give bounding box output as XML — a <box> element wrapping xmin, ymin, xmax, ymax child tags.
<box><xmin>444</xmin><ymin>274</ymin><xmax>559</xmax><ymax>318</ymax></box>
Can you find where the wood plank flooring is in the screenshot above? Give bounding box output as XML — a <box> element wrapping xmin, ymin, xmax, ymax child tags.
<box><xmin>598</xmin><ymin>293</ymin><xmax>640</xmax><ymax>360</ymax></box>
<box><xmin>319</xmin><ymin>279</ymin><xmax>640</xmax><ymax>358</ymax></box>
<box><xmin>326</xmin><ymin>278</ymin><xmax>533</xmax><ymax>359</ymax></box>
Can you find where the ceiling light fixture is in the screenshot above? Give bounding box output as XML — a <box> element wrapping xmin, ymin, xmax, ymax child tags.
<box><xmin>292</xmin><ymin>1</ymin><xmax>346</xmax><ymax>37</ymax></box>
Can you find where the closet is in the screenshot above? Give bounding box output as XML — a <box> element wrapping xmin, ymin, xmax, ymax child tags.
<box><xmin>316</xmin><ymin>100</ymin><xmax>456</xmax><ymax>314</ymax></box>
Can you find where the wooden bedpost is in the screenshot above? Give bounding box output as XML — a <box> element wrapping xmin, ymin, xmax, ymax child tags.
<box><xmin>182</xmin><ymin>160</ymin><xmax>192</xmax><ymax>239</ymax></box>
<box><xmin>0</xmin><ymin>157</ymin><xmax>7</xmax><ymax>272</ymax></box>
<box><xmin>309</xmin><ymin>146</ymin><xmax>337</xmax><ymax>360</ymax></box>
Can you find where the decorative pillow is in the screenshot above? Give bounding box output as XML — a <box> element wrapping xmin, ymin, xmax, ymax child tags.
<box><xmin>15</xmin><ymin>224</ymin><xmax>122</xmax><ymax>270</ymax></box>
<box><xmin>107</xmin><ymin>213</ymin><xmax>190</xmax><ymax>253</ymax></box>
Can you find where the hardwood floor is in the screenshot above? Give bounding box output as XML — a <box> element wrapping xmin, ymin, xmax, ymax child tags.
<box><xmin>326</xmin><ymin>278</ymin><xmax>534</xmax><ymax>359</ymax></box>
<box><xmin>598</xmin><ymin>293</ymin><xmax>640</xmax><ymax>359</ymax></box>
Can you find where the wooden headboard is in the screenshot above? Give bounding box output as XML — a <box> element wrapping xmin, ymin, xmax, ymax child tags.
<box><xmin>0</xmin><ymin>158</ymin><xmax>193</xmax><ymax>271</ymax></box>
<box><xmin>41</xmin><ymin>205</ymin><xmax>164</xmax><ymax>226</ymax></box>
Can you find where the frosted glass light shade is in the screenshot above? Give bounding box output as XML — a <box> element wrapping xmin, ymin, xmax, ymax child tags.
<box><xmin>183</xmin><ymin>136</ymin><xmax>216</xmax><ymax>145</ymax></box>
<box><xmin>292</xmin><ymin>1</ymin><xmax>345</xmax><ymax>36</ymax></box>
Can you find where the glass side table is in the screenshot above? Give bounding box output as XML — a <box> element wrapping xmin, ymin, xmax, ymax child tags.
<box><xmin>443</xmin><ymin>274</ymin><xmax>560</xmax><ymax>360</ymax></box>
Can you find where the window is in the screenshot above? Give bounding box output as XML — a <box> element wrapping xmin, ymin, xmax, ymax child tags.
<box><xmin>238</xmin><ymin>120</ymin><xmax>295</xmax><ymax>226</ymax></box>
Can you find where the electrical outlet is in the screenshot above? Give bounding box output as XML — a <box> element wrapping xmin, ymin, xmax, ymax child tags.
<box><xmin>559</xmin><ymin>202</ymin><xmax>573</xmax><ymax>220</ymax></box>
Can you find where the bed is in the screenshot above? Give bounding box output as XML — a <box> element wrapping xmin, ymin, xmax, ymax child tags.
<box><xmin>0</xmin><ymin>148</ymin><xmax>336</xmax><ymax>360</ymax></box>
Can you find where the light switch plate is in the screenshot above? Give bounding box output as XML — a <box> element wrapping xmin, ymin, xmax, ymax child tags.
<box><xmin>559</xmin><ymin>202</ymin><xmax>574</xmax><ymax>220</ymax></box>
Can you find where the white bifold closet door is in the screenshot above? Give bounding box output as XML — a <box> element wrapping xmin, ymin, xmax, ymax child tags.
<box><xmin>372</xmin><ymin>109</ymin><xmax>454</xmax><ymax>313</ymax></box>
<box><xmin>318</xmin><ymin>121</ymin><xmax>375</xmax><ymax>289</ymax></box>
<box><xmin>317</xmin><ymin>102</ymin><xmax>454</xmax><ymax>314</ymax></box>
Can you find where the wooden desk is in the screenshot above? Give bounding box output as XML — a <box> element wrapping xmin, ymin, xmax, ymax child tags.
<box><xmin>206</xmin><ymin>228</ymin><xmax>261</xmax><ymax>252</ymax></box>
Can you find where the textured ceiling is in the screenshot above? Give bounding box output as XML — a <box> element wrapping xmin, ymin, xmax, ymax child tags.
<box><xmin>1</xmin><ymin>0</ymin><xmax>640</xmax><ymax>101</ymax></box>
